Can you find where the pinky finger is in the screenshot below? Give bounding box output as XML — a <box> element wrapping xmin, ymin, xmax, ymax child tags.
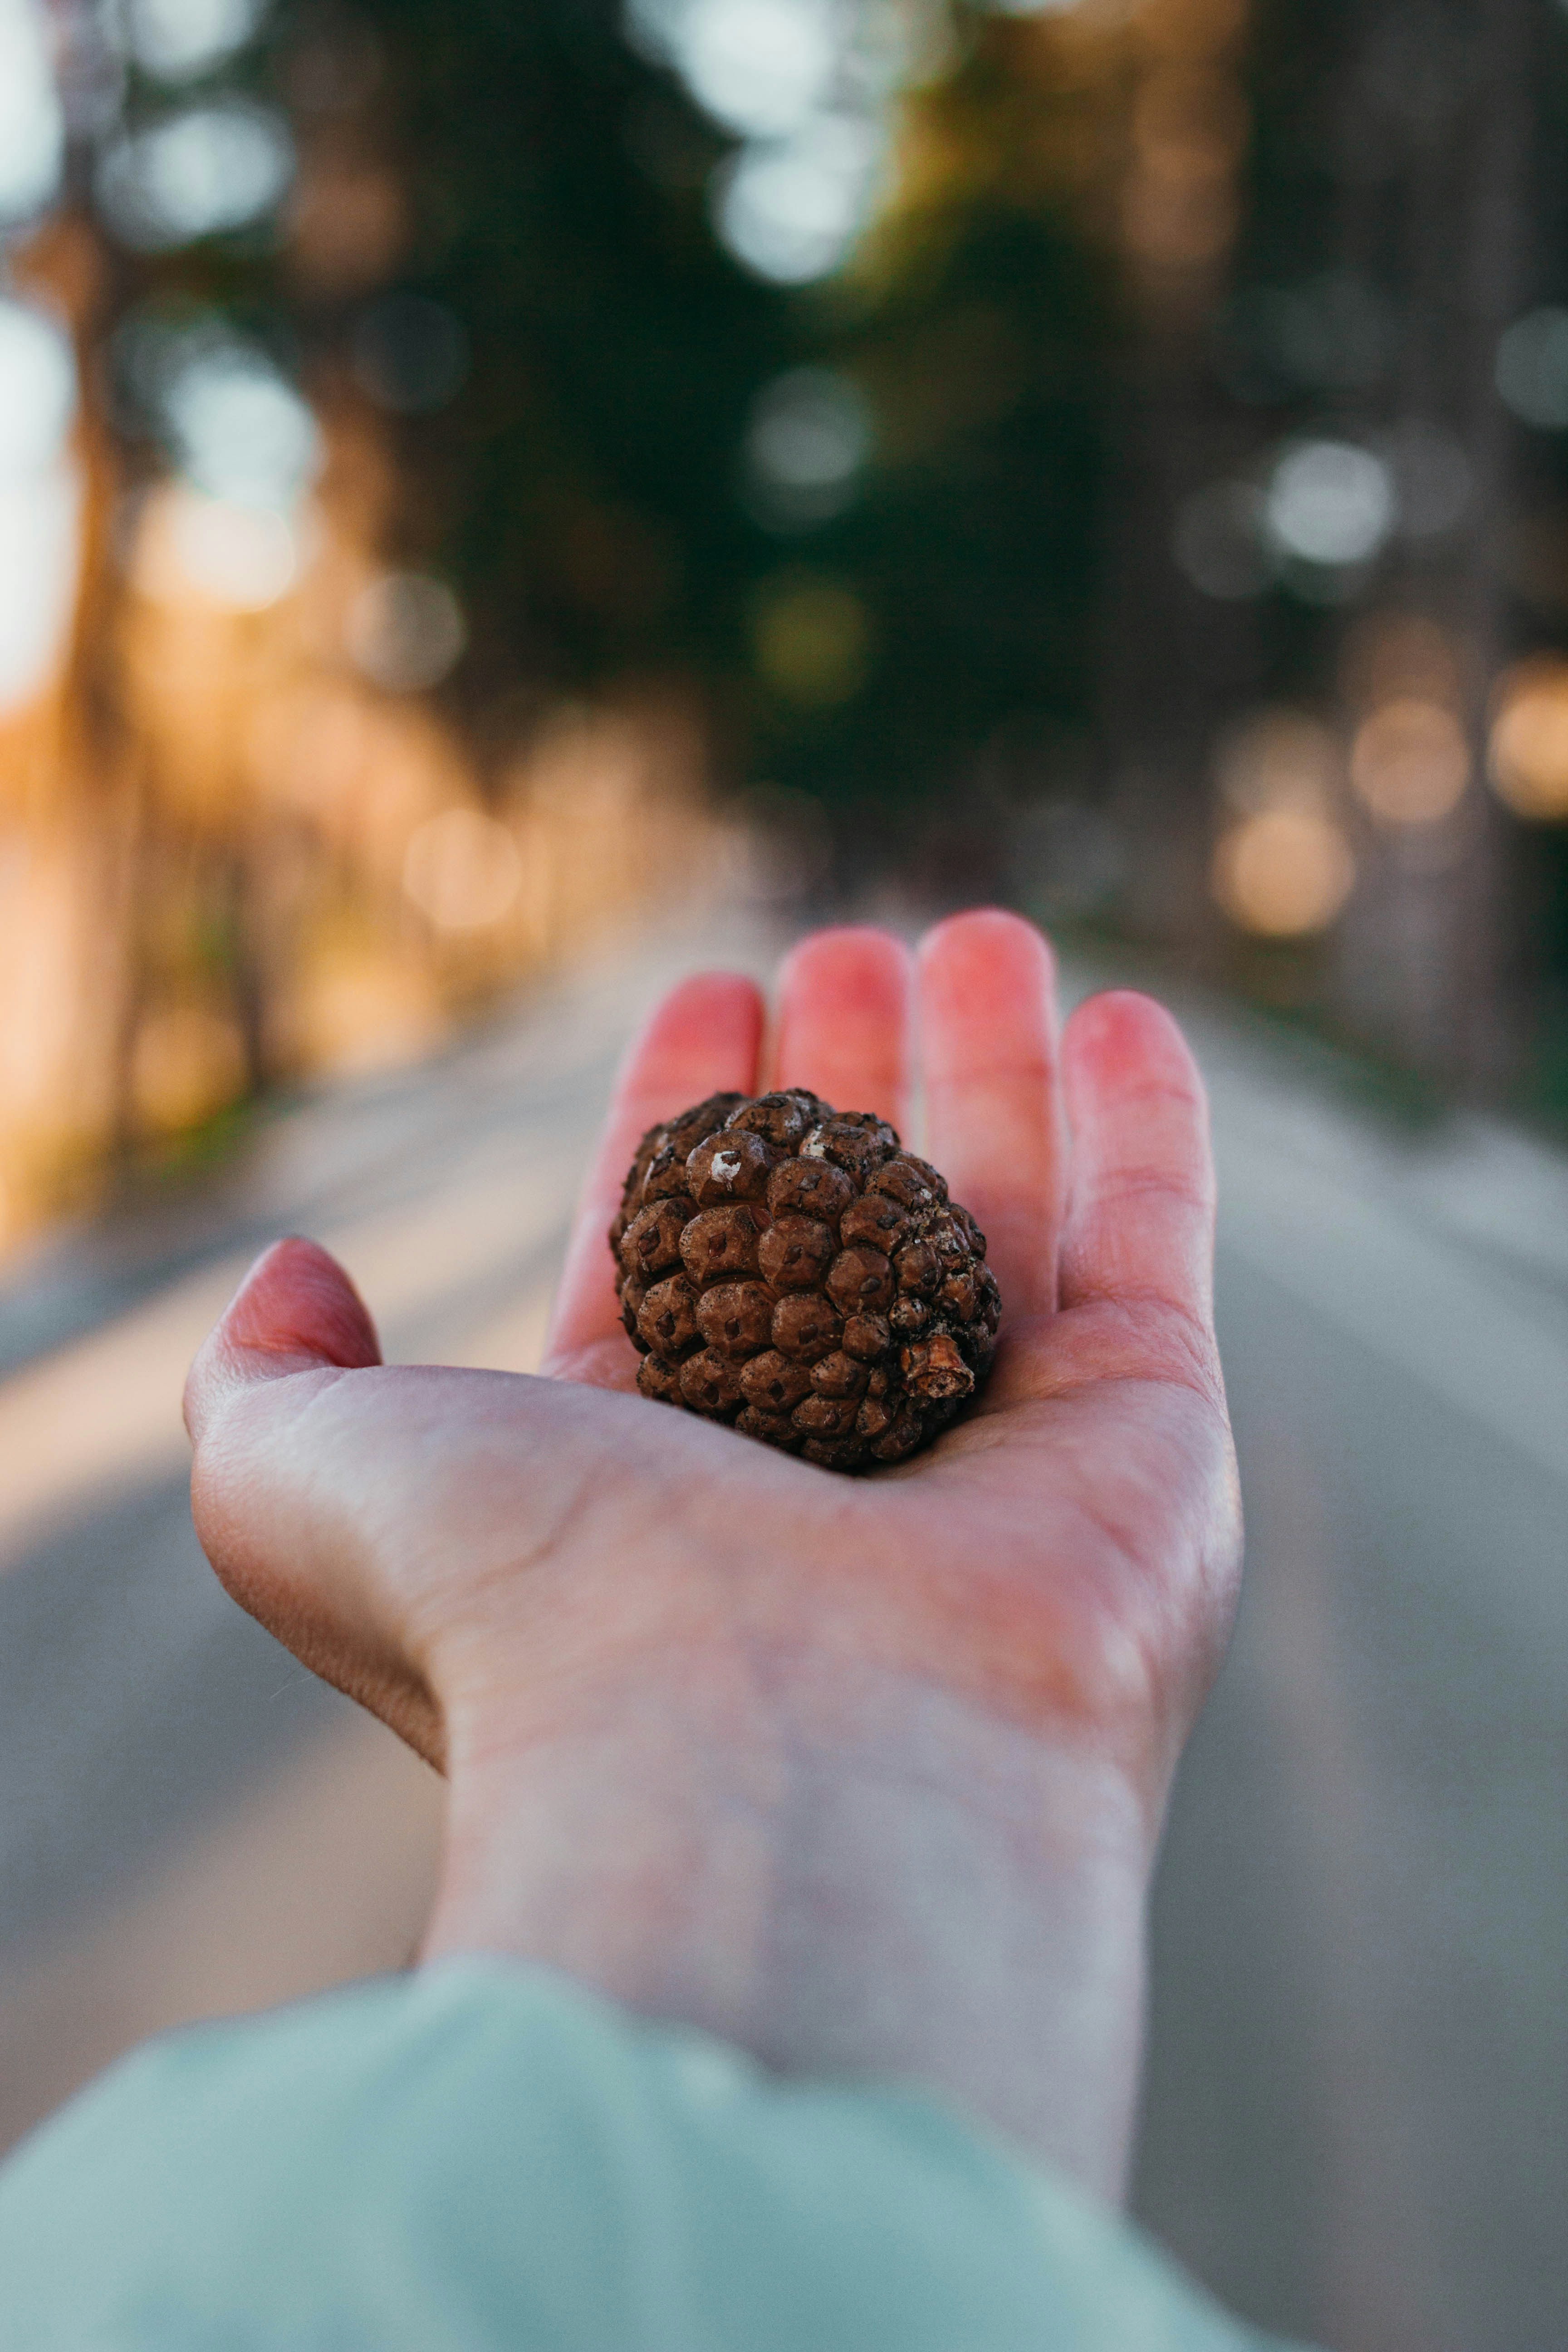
<box><xmin>1057</xmin><ymin>991</ymin><xmax>1219</xmax><ymax>1380</ymax></box>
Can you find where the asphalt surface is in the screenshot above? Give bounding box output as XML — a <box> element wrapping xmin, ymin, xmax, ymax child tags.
<box><xmin>0</xmin><ymin>915</ymin><xmax>1563</xmax><ymax>2352</ymax></box>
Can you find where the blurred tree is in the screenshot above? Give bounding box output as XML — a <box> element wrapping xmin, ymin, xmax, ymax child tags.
<box><xmin>1234</xmin><ymin>0</ymin><xmax>1556</xmax><ymax>1098</ymax></box>
<box><xmin>330</xmin><ymin>0</ymin><xmax>1117</xmax><ymax>854</ymax></box>
<box><xmin>0</xmin><ymin>0</ymin><xmax>1138</xmax><ymax>1247</ymax></box>
<box><xmin>1100</xmin><ymin>0</ymin><xmax>1568</xmax><ymax>1112</ymax></box>
<box><xmin>15</xmin><ymin>0</ymin><xmax>1568</xmax><ymax>1256</ymax></box>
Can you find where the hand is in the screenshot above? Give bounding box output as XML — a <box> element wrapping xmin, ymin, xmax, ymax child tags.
<box><xmin>184</xmin><ymin>911</ymin><xmax>1240</xmax><ymax>2199</ymax></box>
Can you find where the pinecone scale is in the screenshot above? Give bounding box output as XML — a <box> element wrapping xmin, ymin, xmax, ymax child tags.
<box><xmin>610</xmin><ymin>1089</ymin><xmax>1000</xmax><ymax>1470</ymax></box>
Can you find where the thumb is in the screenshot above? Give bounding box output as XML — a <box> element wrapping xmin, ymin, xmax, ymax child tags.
<box><xmin>184</xmin><ymin>1236</ymin><xmax>381</xmax><ymax>1446</ymax></box>
<box><xmin>182</xmin><ymin>1239</ymin><xmax>445</xmax><ymax>1764</ymax></box>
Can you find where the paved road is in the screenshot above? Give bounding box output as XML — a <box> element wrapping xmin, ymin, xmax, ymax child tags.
<box><xmin>1</xmin><ymin>916</ymin><xmax>1564</xmax><ymax>2352</ymax></box>
<box><xmin>1142</xmin><ymin>1000</ymin><xmax>1568</xmax><ymax>2352</ymax></box>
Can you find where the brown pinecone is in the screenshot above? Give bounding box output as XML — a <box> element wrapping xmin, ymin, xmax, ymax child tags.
<box><xmin>608</xmin><ymin>1088</ymin><xmax>1000</xmax><ymax>1470</ymax></box>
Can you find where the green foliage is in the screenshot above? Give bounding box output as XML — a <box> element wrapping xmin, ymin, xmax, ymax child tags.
<box><xmin>353</xmin><ymin>0</ymin><xmax>1113</xmax><ymax>814</ymax></box>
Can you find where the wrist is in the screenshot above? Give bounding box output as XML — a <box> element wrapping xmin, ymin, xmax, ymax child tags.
<box><xmin>421</xmin><ymin>1648</ymin><xmax>1155</xmax><ymax>2201</ymax></box>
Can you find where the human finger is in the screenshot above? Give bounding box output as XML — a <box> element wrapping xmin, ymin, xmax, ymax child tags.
<box><xmin>916</xmin><ymin>909</ymin><xmax>1063</xmax><ymax>1320</ymax></box>
<box><xmin>768</xmin><ymin>926</ymin><xmax>914</xmax><ymax>1131</ymax></box>
<box><xmin>184</xmin><ymin>1237</ymin><xmax>447</xmax><ymax>1760</ymax></box>
<box><xmin>543</xmin><ymin>971</ymin><xmax>764</xmax><ymax>1379</ymax></box>
<box><xmin>183</xmin><ymin>1235</ymin><xmax>380</xmax><ymax>1448</ymax></box>
<box><xmin>1056</xmin><ymin>991</ymin><xmax>1220</xmax><ymax>1387</ymax></box>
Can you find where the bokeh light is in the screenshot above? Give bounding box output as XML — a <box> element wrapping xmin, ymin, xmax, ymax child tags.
<box><xmin>714</xmin><ymin>114</ymin><xmax>882</xmax><ymax>283</ymax></box>
<box><xmin>124</xmin><ymin>0</ymin><xmax>266</xmax><ymax>84</ymax></box>
<box><xmin>0</xmin><ymin>298</ymin><xmax>76</xmax><ymax>477</ymax></box>
<box><xmin>1122</xmin><ymin>64</ymin><xmax>1247</xmax><ymax>271</ymax></box>
<box><xmin>0</xmin><ymin>0</ymin><xmax>64</xmax><ymax>225</ymax></box>
<box><xmin>345</xmin><ymin>574</ymin><xmax>467</xmax><ymax>694</ymax></box>
<box><xmin>97</xmin><ymin>102</ymin><xmax>294</xmax><ymax>250</ymax></box>
<box><xmin>630</xmin><ymin>0</ymin><xmax>897</xmax><ymax>284</ymax></box>
<box><xmin>402</xmin><ymin>809</ymin><xmax>523</xmax><ymax>933</ymax></box>
<box><xmin>1264</xmin><ymin>440</ymin><xmax>1396</xmax><ymax>571</ymax></box>
<box><xmin>119</xmin><ymin>328</ymin><xmax>321</xmax><ymax>611</ymax></box>
<box><xmin>1495</xmin><ymin>307</ymin><xmax>1568</xmax><ymax>431</ymax></box>
<box><xmin>1213</xmin><ymin>808</ymin><xmax>1355</xmax><ymax>937</ymax></box>
<box><xmin>287</xmin><ymin>155</ymin><xmax>406</xmax><ymax>297</ymax></box>
<box><xmin>1212</xmin><ymin>707</ymin><xmax>1354</xmax><ymax>936</ymax></box>
<box><xmin>1349</xmin><ymin>699</ymin><xmax>1470</xmax><ymax>828</ymax></box>
<box><xmin>161</xmin><ymin>340</ymin><xmax>321</xmax><ymax>511</ymax></box>
<box><xmin>744</xmin><ymin>366</ymin><xmax>873</xmax><ymax>528</ymax></box>
<box><xmin>678</xmin><ymin>0</ymin><xmax>837</xmax><ymax>139</ymax></box>
<box><xmin>0</xmin><ymin>299</ymin><xmax>81</xmax><ymax>715</ymax></box>
<box><xmin>750</xmin><ymin>572</ymin><xmax>869</xmax><ymax>705</ymax></box>
<box><xmin>132</xmin><ymin>484</ymin><xmax>301</xmax><ymax>611</ymax></box>
<box><xmin>1488</xmin><ymin>658</ymin><xmax>1568</xmax><ymax>820</ymax></box>
<box><xmin>1339</xmin><ymin>611</ymin><xmax>1465</xmax><ymax>715</ymax></box>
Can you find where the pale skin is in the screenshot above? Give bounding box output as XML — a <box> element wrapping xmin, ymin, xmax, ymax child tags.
<box><xmin>183</xmin><ymin>910</ymin><xmax>1241</xmax><ymax>2205</ymax></box>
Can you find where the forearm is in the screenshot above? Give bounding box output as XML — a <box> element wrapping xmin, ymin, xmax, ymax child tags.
<box><xmin>422</xmin><ymin>1655</ymin><xmax>1153</xmax><ymax>2202</ymax></box>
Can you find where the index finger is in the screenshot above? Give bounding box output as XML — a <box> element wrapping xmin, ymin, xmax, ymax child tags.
<box><xmin>542</xmin><ymin>972</ymin><xmax>764</xmax><ymax>1381</ymax></box>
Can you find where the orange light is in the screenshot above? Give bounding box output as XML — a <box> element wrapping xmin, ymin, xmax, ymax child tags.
<box><xmin>1131</xmin><ymin>68</ymin><xmax>1249</xmax><ymax>178</ymax></box>
<box><xmin>1349</xmin><ymin>699</ymin><xmax>1470</xmax><ymax>826</ymax></box>
<box><xmin>1339</xmin><ymin>612</ymin><xmax>1463</xmax><ymax>715</ymax></box>
<box><xmin>1489</xmin><ymin>658</ymin><xmax>1568</xmax><ymax>820</ymax></box>
<box><xmin>402</xmin><ymin>808</ymin><xmax>522</xmax><ymax>932</ymax></box>
<box><xmin>1213</xmin><ymin>808</ymin><xmax>1355</xmax><ymax>937</ymax></box>
<box><xmin>131</xmin><ymin>482</ymin><xmax>300</xmax><ymax>612</ymax></box>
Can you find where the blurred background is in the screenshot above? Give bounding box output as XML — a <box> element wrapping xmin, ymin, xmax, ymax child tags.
<box><xmin>1</xmin><ymin>0</ymin><xmax>1565</xmax><ymax>2347</ymax></box>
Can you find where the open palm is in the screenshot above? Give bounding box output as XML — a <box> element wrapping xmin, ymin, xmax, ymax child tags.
<box><xmin>185</xmin><ymin>910</ymin><xmax>1240</xmax><ymax>2194</ymax></box>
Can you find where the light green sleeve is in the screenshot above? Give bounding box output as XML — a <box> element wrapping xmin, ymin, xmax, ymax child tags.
<box><xmin>0</xmin><ymin>1960</ymin><xmax>1308</xmax><ymax>2352</ymax></box>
